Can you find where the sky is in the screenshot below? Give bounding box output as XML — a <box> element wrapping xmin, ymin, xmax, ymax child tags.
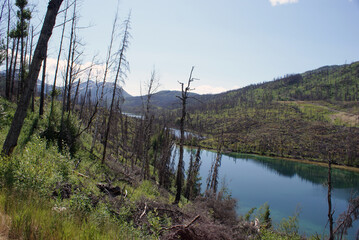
<box><xmin>27</xmin><ymin>0</ymin><xmax>359</xmax><ymax>96</ymax></box>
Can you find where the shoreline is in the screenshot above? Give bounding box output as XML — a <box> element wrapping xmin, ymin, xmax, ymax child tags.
<box><xmin>184</xmin><ymin>144</ymin><xmax>359</xmax><ymax>173</ymax></box>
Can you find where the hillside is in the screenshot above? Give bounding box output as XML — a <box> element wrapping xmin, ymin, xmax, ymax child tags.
<box><xmin>162</xmin><ymin>62</ymin><xmax>359</xmax><ymax>167</ymax></box>
<box><xmin>0</xmin><ymin>96</ymin><xmax>303</xmax><ymax>240</ymax></box>
<box><xmin>122</xmin><ymin>90</ymin><xmax>199</xmax><ymax>113</ymax></box>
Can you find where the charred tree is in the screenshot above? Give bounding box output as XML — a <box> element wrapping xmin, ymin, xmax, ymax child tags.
<box><xmin>39</xmin><ymin>48</ymin><xmax>47</xmax><ymax>116</ymax></box>
<box><xmin>174</xmin><ymin>66</ymin><xmax>196</xmax><ymax>204</ymax></box>
<box><xmin>2</xmin><ymin>0</ymin><xmax>64</xmax><ymax>156</ymax></box>
<box><xmin>90</xmin><ymin>7</ymin><xmax>118</xmax><ymax>154</ymax></box>
<box><xmin>141</xmin><ymin>70</ymin><xmax>158</xmax><ymax>179</ymax></box>
<box><xmin>101</xmin><ymin>13</ymin><xmax>130</xmax><ymax>164</ymax></box>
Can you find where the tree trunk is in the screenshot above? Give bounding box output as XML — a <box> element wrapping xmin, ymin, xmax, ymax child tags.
<box><xmin>174</xmin><ymin>66</ymin><xmax>195</xmax><ymax>204</ymax></box>
<box><xmin>102</xmin><ymin>15</ymin><xmax>130</xmax><ymax>164</ymax></box>
<box><xmin>2</xmin><ymin>0</ymin><xmax>64</xmax><ymax>156</ymax></box>
<box><xmin>13</xmin><ymin>38</ymin><xmax>19</xmax><ymax>99</ymax></box>
<box><xmin>39</xmin><ymin>49</ymin><xmax>47</xmax><ymax>116</ymax></box>
<box><xmin>71</xmin><ymin>78</ymin><xmax>80</xmax><ymax>112</ymax></box>
<box><xmin>90</xmin><ymin>8</ymin><xmax>118</xmax><ymax>155</ymax></box>
<box><xmin>5</xmin><ymin>0</ymin><xmax>11</xmax><ymax>100</ymax></box>
<box><xmin>48</xmin><ymin>1</ymin><xmax>67</xmax><ymax>129</ymax></box>
<box><xmin>8</xmin><ymin>38</ymin><xmax>15</xmax><ymax>100</ymax></box>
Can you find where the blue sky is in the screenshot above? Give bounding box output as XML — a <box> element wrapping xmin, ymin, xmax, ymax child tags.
<box><xmin>35</xmin><ymin>0</ymin><xmax>359</xmax><ymax>95</ymax></box>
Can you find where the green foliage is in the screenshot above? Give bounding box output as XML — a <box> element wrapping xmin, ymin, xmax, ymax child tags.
<box><xmin>244</xmin><ymin>207</ymin><xmax>257</xmax><ymax>221</ymax></box>
<box><xmin>256</xmin><ymin>202</ymin><xmax>271</xmax><ymax>229</ymax></box>
<box><xmin>130</xmin><ymin>180</ymin><xmax>160</xmax><ymax>202</ymax></box>
<box><xmin>0</xmin><ymin>136</ymin><xmax>72</xmax><ymax>194</ymax></box>
<box><xmin>277</xmin><ymin>207</ymin><xmax>301</xmax><ymax>237</ymax></box>
<box><xmin>147</xmin><ymin>208</ymin><xmax>171</xmax><ymax>238</ymax></box>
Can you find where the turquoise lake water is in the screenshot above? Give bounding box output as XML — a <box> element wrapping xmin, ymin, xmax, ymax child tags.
<box><xmin>179</xmin><ymin>147</ymin><xmax>359</xmax><ymax>239</ymax></box>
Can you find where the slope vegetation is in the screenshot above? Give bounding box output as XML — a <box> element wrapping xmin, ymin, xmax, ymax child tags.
<box><xmin>167</xmin><ymin>62</ymin><xmax>359</xmax><ymax>166</ymax></box>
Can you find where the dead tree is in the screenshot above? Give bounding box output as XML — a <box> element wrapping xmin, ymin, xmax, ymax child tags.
<box><xmin>102</xmin><ymin>14</ymin><xmax>131</xmax><ymax>164</ymax></box>
<box><xmin>5</xmin><ymin>0</ymin><xmax>11</xmax><ymax>100</ymax></box>
<box><xmin>39</xmin><ymin>48</ymin><xmax>47</xmax><ymax>116</ymax></box>
<box><xmin>334</xmin><ymin>196</ymin><xmax>359</xmax><ymax>240</ymax></box>
<box><xmin>174</xmin><ymin>66</ymin><xmax>196</xmax><ymax>204</ymax></box>
<box><xmin>90</xmin><ymin>7</ymin><xmax>118</xmax><ymax>154</ymax></box>
<box><xmin>141</xmin><ymin>70</ymin><xmax>159</xmax><ymax>179</ymax></box>
<box><xmin>2</xmin><ymin>0</ymin><xmax>64</xmax><ymax>156</ymax></box>
<box><xmin>154</xmin><ymin>126</ymin><xmax>174</xmax><ymax>189</ymax></box>
<box><xmin>48</xmin><ymin>0</ymin><xmax>68</xmax><ymax>123</ymax></box>
<box><xmin>79</xmin><ymin>58</ymin><xmax>95</xmax><ymax>119</ymax></box>
<box><xmin>61</xmin><ymin>0</ymin><xmax>76</xmax><ymax>114</ymax></box>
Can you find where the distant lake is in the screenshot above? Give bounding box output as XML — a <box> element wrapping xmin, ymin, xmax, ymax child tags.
<box><xmin>177</xmin><ymin>146</ymin><xmax>359</xmax><ymax>239</ymax></box>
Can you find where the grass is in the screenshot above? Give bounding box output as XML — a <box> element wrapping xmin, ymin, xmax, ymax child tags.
<box><xmin>0</xmin><ymin>190</ymin><xmax>146</xmax><ymax>240</ymax></box>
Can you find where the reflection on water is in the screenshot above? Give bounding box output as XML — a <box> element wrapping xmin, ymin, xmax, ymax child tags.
<box><xmin>178</xmin><ymin>147</ymin><xmax>359</xmax><ymax>238</ymax></box>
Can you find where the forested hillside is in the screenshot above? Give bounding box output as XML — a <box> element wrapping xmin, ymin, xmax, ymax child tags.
<box><xmin>165</xmin><ymin>62</ymin><xmax>359</xmax><ymax>167</ymax></box>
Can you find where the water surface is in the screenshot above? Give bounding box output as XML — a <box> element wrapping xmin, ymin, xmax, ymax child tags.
<box><xmin>179</xmin><ymin>147</ymin><xmax>359</xmax><ymax>238</ymax></box>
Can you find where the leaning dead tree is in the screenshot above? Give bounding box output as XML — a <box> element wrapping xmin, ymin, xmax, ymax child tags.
<box><xmin>2</xmin><ymin>0</ymin><xmax>64</xmax><ymax>156</ymax></box>
<box><xmin>174</xmin><ymin>66</ymin><xmax>197</xmax><ymax>204</ymax></box>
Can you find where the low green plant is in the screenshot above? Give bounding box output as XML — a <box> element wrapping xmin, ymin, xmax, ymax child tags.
<box><xmin>256</xmin><ymin>202</ymin><xmax>271</xmax><ymax>228</ymax></box>
<box><xmin>277</xmin><ymin>207</ymin><xmax>301</xmax><ymax>237</ymax></box>
<box><xmin>147</xmin><ymin>208</ymin><xmax>171</xmax><ymax>238</ymax></box>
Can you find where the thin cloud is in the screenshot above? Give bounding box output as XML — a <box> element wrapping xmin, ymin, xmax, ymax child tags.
<box><xmin>269</xmin><ymin>0</ymin><xmax>299</xmax><ymax>6</ymax></box>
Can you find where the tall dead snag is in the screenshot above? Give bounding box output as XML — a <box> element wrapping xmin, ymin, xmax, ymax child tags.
<box><xmin>5</xmin><ymin>0</ymin><xmax>11</xmax><ymax>100</ymax></box>
<box><xmin>141</xmin><ymin>70</ymin><xmax>159</xmax><ymax>179</ymax></box>
<box><xmin>102</xmin><ymin>14</ymin><xmax>131</xmax><ymax>164</ymax></box>
<box><xmin>90</xmin><ymin>7</ymin><xmax>118</xmax><ymax>154</ymax></box>
<box><xmin>174</xmin><ymin>66</ymin><xmax>196</xmax><ymax>204</ymax></box>
<box><xmin>61</xmin><ymin>0</ymin><xmax>76</xmax><ymax>114</ymax></box>
<box><xmin>39</xmin><ymin>48</ymin><xmax>47</xmax><ymax>116</ymax></box>
<box><xmin>2</xmin><ymin>0</ymin><xmax>64</xmax><ymax>156</ymax></box>
<box><xmin>48</xmin><ymin>0</ymin><xmax>68</xmax><ymax>122</ymax></box>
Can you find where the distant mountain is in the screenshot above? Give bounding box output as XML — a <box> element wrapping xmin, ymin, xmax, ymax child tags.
<box><xmin>36</xmin><ymin>79</ymin><xmax>132</xmax><ymax>107</ymax></box>
<box><xmin>122</xmin><ymin>90</ymin><xmax>199</xmax><ymax>112</ymax></box>
<box><xmin>73</xmin><ymin>80</ymin><xmax>132</xmax><ymax>106</ymax></box>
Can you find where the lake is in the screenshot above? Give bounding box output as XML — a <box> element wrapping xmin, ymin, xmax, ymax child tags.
<box><xmin>178</xmin><ymin>146</ymin><xmax>359</xmax><ymax>239</ymax></box>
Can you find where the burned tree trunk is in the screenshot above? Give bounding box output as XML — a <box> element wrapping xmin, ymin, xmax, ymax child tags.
<box><xmin>174</xmin><ymin>66</ymin><xmax>196</xmax><ymax>204</ymax></box>
<box><xmin>102</xmin><ymin>14</ymin><xmax>130</xmax><ymax>164</ymax></box>
<box><xmin>2</xmin><ymin>0</ymin><xmax>64</xmax><ymax>156</ymax></box>
<box><xmin>39</xmin><ymin>49</ymin><xmax>47</xmax><ymax>116</ymax></box>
